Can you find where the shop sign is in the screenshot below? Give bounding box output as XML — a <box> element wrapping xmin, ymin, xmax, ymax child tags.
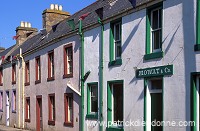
<box><xmin>136</xmin><ymin>65</ymin><xmax>173</xmax><ymax>78</ymax></box>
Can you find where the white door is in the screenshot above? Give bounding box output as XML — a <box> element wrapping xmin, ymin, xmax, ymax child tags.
<box><xmin>6</xmin><ymin>91</ymin><xmax>9</xmax><ymax>126</ymax></box>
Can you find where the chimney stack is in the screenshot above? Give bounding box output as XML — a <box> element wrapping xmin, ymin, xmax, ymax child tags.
<box><xmin>0</xmin><ymin>47</ymin><xmax>5</xmax><ymax>53</ymax></box>
<box><xmin>15</xmin><ymin>21</ymin><xmax>38</xmax><ymax>45</ymax></box>
<box><xmin>42</xmin><ymin>4</ymin><xmax>70</xmax><ymax>32</ymax></box>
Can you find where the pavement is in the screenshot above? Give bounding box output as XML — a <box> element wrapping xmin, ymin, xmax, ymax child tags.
<box><xmin>0</xmin><ymin>125</ymin><xmax>30</xmax><ymax>131</ymax></box>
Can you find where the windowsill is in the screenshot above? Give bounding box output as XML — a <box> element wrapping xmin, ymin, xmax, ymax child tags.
<box><xmin>86</xmin><ymin>113</ymin><xmax>98</xmax><ymax>119</ymax></box>
<box><xmin>24</xmin><ymin>82</ymin><xmax>30</xmax><ymax>86</ymax></box>
<box><xmin>47</xmin><ymin>76</ymin><xmax>55</xmax><ymax>82</ymax></box>
<box><xmin>25</xmin><ymin>119</ymin><xmax>30</xmax><ymax>123</ymax></box>
<box><xmin>194</xmin><ymin>44</ymin><xmax>200</xmax><ymax>51</ymax></box>
<box><xmin>0</xmin><ymin>83</ymin><xmax>3</xmax><ymax>86</ymax></box>
<box><xmin>144</xmin><ymin>51</ymin><xmax>164</xmax><ymax>60</ymax></box>
<box><xmin>12</xmin><ymin>81</ymin><xmax>16</xmax><ymax>85</ymax></box>
<box><xmin>64</xmin><ymin>122</ymin><xmax>73</xmax><ymax>127</ymax></box>
<box><xmin>12</xmin><ymin>110</ymin><xmax>16</xmax><ymax>113</ymax></box>
<box><xmin>35</xmin><ymin>80</ymin><xmax>41</xmax><ymax>85</ymax></box>
<box><xmin>106</xmin><ymin>127</ymin><xmax>124</xmax><ymax>131</ymax></box>
<box><xmin>48</xmin><ymin>120</ymin><xmax>55</xmax><ymax>126</ymax></box>
<box><xmin>63</xmin><ymin>74</ymin><xmax>73</xmax><ymax>79</ymax></box>
<box><xmin>108</xmin><ymin>59</ymin><xmax>122</xmax><ymax>67</ymax></box>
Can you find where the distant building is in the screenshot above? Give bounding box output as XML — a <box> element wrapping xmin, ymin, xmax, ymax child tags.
<box><xmin>0</xmin><ymin>0</ymin><xmax>199</xmax><ymax>131</ymax></box>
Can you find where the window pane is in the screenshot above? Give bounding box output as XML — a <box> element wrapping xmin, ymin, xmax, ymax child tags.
<box><xmin>37</xmin><ymin>58</ymin><xmax>41</xmax><ymax>80</ymax></box>
<box><xmin>152</xmin><ymin>30</ymin><xmax>161</xmax><ymax>50</ymax></box>
<box><xmin>28</xmin><ymin>100</ymin><xmax>30</xmax><ymax>119</ymax></box>
<box><xmin>49</xmin><ymin>54</ymin><xmax>54</xmax><ymax>77</ymax></box>
<box><xmin>68</xmin><ymin>97</ymin><xmax>73</xmax><ymax>122</ymax></box>
<box><xmin>115</xmin><ymin>23</ymin><xmax>120</xmax><ymax>41</ymax></box>
<box><xmin>151</xmin><ymin>93</ymin><xmax>162</xmax><ymax>131</ymax></box>
<box><xmin>26</xmin><ymin>63</ymin><xmax>30</xmax><ymax>82</ymax></box>
<box><xmin>113</xmin><ymin>84</ymin><xmax>123</xmax><ymax>122</ymax></box>
<box><xmin>66</xmin><ymin>47</ymin><xmax>73</xmax><ymax>75</ymax></box>
<box><xmin>67</xmin><ymin>48</ymin><xmax>72</xmax><ymax>61</ymax></box>
<box><xmin>91</xmin><ymin>85</ymin><xmax>98</xmax><ymax>112</ymax></box>
<box><xmin>152</xmin><ymin>10</ymin><xmax>159</xmax><ymax>30</ymax></box>
<box><xmin>26</xmin><ymin>98</ymin><xmax>30</xmax><ymax>119</ymax></box>
<box><xmin>51</xmin><ymin>97</ymin><xmax>55</xmax><ymax>120</ymax></box>
<box><xmin>68</xmin><ymin>61</ymin><xmax>73</xmax><ymax>74</ymax></box>
<box><xmin>115</xmin><ymin>42</ymin><xmax>121</xmax><ymax>58</ymax></box>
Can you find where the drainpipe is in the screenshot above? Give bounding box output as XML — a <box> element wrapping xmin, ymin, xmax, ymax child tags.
<box><xmin>79</xmin><ymin>20</ymin><xmax>85</xmax><ymax>131</ymax></box>
<box><xmin>18</xmin><ymin>52</ymin><xmax>21</xmax><ymax>128</ymax></box>
<box><xmin>98</xmin><ymin>17</ymin><xmax>104</xmax><ymax>131</ymax></box>
<box><xmin>18</xmin><ymin>48</ymin><xmax>25</xmax><ymax>128</ymax></box>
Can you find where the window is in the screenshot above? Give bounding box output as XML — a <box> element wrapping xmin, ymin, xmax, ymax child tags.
<box><xmin>63</xmin><ymin>44</ymin><xmax>73</xmax><ymax>78</ymax></box>
<box><xmin>145</xmin><ymin>78</ymin><xmax>163</xmax><ymax>131</ymax></box>
<box><xmin>48</xmin><ymin>94</ymin><xmax>55</xmax><ymax>125</ymax></box>
<box><xmin>107</xmin><ymin>80</ymin><xmax>123</xmax><ymax>130</ymax></box>
<box><xmin>47</xmin><ymin>51</ymin><xmax>54</xmax><ymax>81</ymax></box>
<box><xmin>35</xmin><ymin>56</ymin><xmax>41</xmax><ymax>84</ymax></box>
<box><xmin>145</xmin><ymin>3</ymin><xmax>163</xmax><ymax>60</ymax></box>
<box><xmin>64</xmin><ymin>93</ymin><xmax>73</xmax><ymax>126</ymax></box>
<box><xmin>109</xmin><ymin>19</ymin><xmax>122</xmax><ymax>66</ymax></box>
<box><xmin>25</xmin><ymin>61</ymin><xmax>30</xmax><ymax>86</ymax></box>
<box><xmin>0</xmin><ymin>68</ymin><xmax>3</xmax><ymax>86</ymax></box>
<box><xmin>12</xmin><ymin>90</ymin><xmax>16</xmax><ymax>113</ymax></box>
<box><xmin>151</xmin><ymin>8</ymin><xmax>162</xmax><ymax>52</ymax></box>
<box><xmin>12</xmin><ymin>64</ymin><xmax>16</xmax><ymax>84</ymax></box>
<box><xmin>86</xmin><ymin>82</ymin><xmax>98</xmax><ymax>119</ymax></box>
<box><xmin>25</xmin><ymin>97</ymin><xmax>30</xmax><ymax>122</ymax></box>
<box><xmin>0</xmin><ymin>91</ymin><xmax>3</xmax><ymax>111</ymax></box>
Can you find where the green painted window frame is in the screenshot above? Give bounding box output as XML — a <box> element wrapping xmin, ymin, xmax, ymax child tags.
<box><xmin>145</xmin><ymin>3</ymin><xmax>163</xmax><ymax>60</ymax></box>
<box><xmin>144</xmin><ymin>77</ymin><xmax>164</xmax><ymax>131</ymax></box>
<box><xmin>190</xmin><ymin>72</ymin><xmax>200</xmax><ymax>131</ymax></box>
<box><xmin>109</xmin><ymin>18</ymin><xmax>122</xmax><ymax>67</ymax></box>
<box><xmin>107</xmin><ymin>80</ymin><xmax>124</xmax><ymax>130</ymax></box>
<box><xmin>195</xmin><ymin>0</ymin><xmax>200</xmax><ymax>51</ymax></box>
<box><xmin>86</xmin><ymin>82</ymin><xmax>98</xmax><ymax>119</ymax></box>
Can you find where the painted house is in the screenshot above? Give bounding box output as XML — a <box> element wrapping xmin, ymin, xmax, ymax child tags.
<box><xmin>81</xmin><ymin>0</ymin><xmax>200</xmax><ymax>131</ymax></box>
<box><xmin>0</xmin><ymin>0</ymin><xmax>200</xmax><ymax>131</ymax></box>
<box><xmin>0</xmin><ymin>4</ymin><xmax>82</xmax><ymax>131</ymax></box>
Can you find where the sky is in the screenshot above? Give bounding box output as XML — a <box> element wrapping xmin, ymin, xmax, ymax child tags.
<box><xmin>0</xmin><ymin>0</ymin><xmax>96</xmax><ymax>49</ymax></box>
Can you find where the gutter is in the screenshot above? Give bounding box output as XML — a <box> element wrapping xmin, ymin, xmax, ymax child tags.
<box><xmin>98</xmin><ymin>18</ymin><xmax>104</xmax><ymax>131</ymax></box>
<box><xmin>79</xmin><ymin>20</ymin><xmax>85</xmax><ymax>131</ymax></box>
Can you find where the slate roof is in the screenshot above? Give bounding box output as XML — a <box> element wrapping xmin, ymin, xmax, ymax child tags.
<box><xmin>2</xmin><ymin>0</ymin><xmax>152</xmax><ymax>59</ymax></box>
<box><xmin>0</xmin><ymin>45</ymin><xmax>15</xmax><ymax>57</ymax></box>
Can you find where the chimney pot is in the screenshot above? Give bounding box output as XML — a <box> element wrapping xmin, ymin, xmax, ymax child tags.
<box><xmin>24</xmin><ymin>22</ymin><xmax>27</xmax><ymax>27</ymax></box>
<box><xmin>59</xmin><ymin>5</ymin><xmax>63</xmax><ymax>11</ymax></box>
<box><xmin>50</xmin><ymin>4</ymin><xmax>54</xmax><ymax>10</ymax></box>
<box><xmin>28</xmin><ymin>22</ymin><xmax>31</xmax><ymax>28</ymax></box>
<box><xmin>55</xmin><ymin>4</ymin><xmax>58</xmax><ymax>10</ymax></box>
<box><xmin>20</xmin><ymin>21</ymin><xmax>24</xmax><ymax>27</ymax></box>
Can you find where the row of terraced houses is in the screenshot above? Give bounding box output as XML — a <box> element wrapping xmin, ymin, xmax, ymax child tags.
<box><xmin>0</xmin><ymin>0</ymin><xmax>200</xmax><ymax>131</ymax></box>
